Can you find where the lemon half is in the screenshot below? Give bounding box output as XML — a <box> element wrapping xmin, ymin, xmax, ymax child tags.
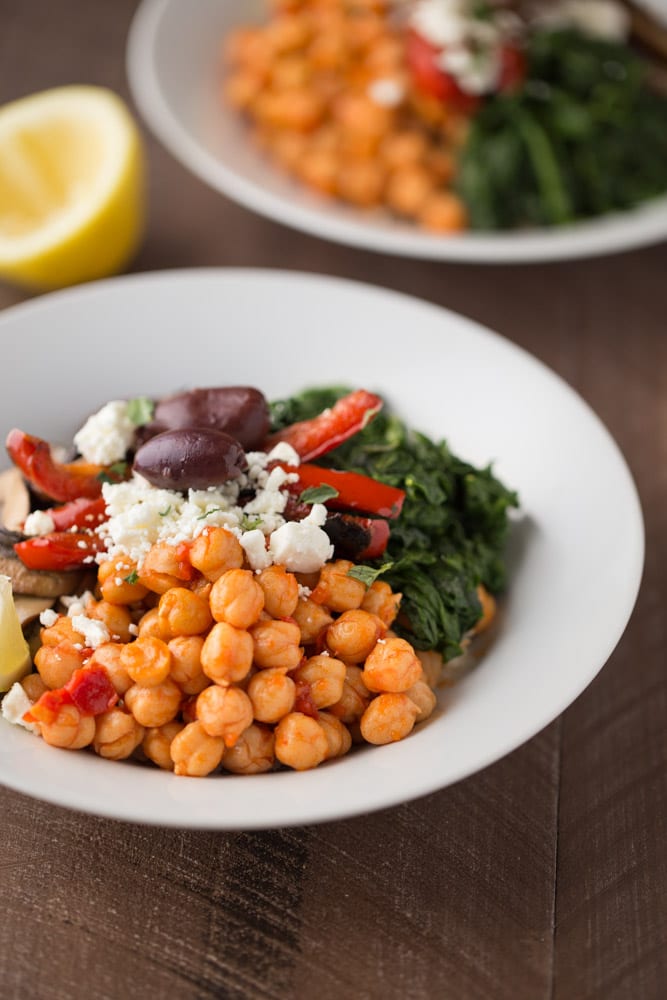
<box><xmin>0</xmin><ymin>576</ymin><xmax>31</xmax><ymax>692</ymax></box>
<box><xmin>0</xmin><ymin>86</ymin><xmax>145</xmax><ymax>291</ymax></box>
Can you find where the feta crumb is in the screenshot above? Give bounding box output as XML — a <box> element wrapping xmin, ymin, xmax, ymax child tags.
<box><xmin>73</xmin><ymin>400</ymin><xmax>137</xmax><ymax>465</ymax></box>
<box><xmin>266</xmin><ymin>442</ymin><xmax>301</xmax><ymax>466</ymax></box>
<box><xmin>368</xmin><ymin>77</ymin><xmax>405</xmax><ymax>107</ymax></box>
<box><xmin>39</xmin><ymin>608</ymin><xmax>59</xmax><ymax>628</ymax></box>
<box><xmin>70</xmin><ymin>614</ymin><xmax>110</xmax><ymax>649</ymax></box>
<box><xmin>23</xmin><ymin>510</ymin><xmax>56</xmax><ymax>536</ymax></box>
<box><xmin>1</xmin><ymin>683</ymin><xmax>40</xmax><ymax>734</ymax></box>
<box><xmin>268</xmin><ymin>519</ymin><xmax>333</xmax><ymax>574</ymax></box>
<box><xmin>240</xmin><ymin>529</ymin><xmax>272</xmax><ymax>571</ymax></box>
<box><xmin>129</xmin><ymin>623</ymin><xmax>139</xmax><ymax>636</ymax></box>
<box><xmin>298</xmin><ymin>584</ymin><xmax>312</xmax><ymax>599</ymax></box>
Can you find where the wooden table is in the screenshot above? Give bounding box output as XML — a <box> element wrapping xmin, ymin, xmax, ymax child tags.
<box><xmin>1</xmin><ymin>3</ymin><xmax>666</xmax><ymax>997</ymax></box>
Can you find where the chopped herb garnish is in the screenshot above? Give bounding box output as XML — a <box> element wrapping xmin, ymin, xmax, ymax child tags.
<box><xmin>159</xmin><ymin>506</ymin><xmax>172</xmax><ymax>517</ymax></box>
<box><xmin>197</xmin><ymin>507</ymin><xmax>224</xmax><ymax>520</ymax></box>
<box><xmin>240</xmin><ymin>514</ymin><xmax>263</xmax><ymax>531</ymax></box>
<box><xmin>124</xmin><ymin>570</ymin><xmax>139</xmax><ymax>585</ymax></box>
<box><xmin>299</xmin><ymin>484</ymin><xmax>340</xmax><ymax>505</ymax></box>
<box><xmin>347</xmin><ymin>563</ymin><xmax>394</xmax><ymax>588</ymax></box>
<box><xmin>97</xmin><ymin>461</ymin><xmax>128</xmax><ymax>484</ymax></box>
<box><xmin>127</xmin><ymin>397</ymin><xmax>155</xmax><ymax>427</ymax></box>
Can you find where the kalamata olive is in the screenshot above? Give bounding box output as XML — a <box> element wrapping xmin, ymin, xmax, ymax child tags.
<box><xmin>146</xmin><ymin>386</ymin><xmax>270</xmax><ymax>450</ymax></box>
<box><xmin>133</xmin><ymin>429</ymin><xmax>246</xmax><ymax>491</ymax></box>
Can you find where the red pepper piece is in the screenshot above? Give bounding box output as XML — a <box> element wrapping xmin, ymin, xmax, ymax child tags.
<box><xmin>65</xmin><ymin>666</ymin><xmax>118</xmax><ymax>715</ymax></box>
<box><xmin>282</xmin><ymin>464</ymin><xmax>405</xmax><ymax>519</ymax></box>
<box><xmin>323</xmin><ymin>513</ymin><xmax>390</xmax><ymax>562</ymax></box>
<box><xmin>5</xmin><ymin>429</ymin><xmax>125</xmax><ymax>503</ymax></box>
<box><xmin>265</xmin><ymin>390</ymin><xmax>383</xmax><ymax>463</ymax></box>
<box><xmin>293</xmin><ymin>680</ymin><xmax>319</xmax><ymax>720</ymax></box>
<box><xmin>23</xmin><ymin>688</ymin><xmax>73</xmax><ymax>726</ymax></box>
<box><xmin>41</xmin><ymin>496</ymin><xmax>108</xmax><ymax>532</ymax></box>
<box><xmin>14</xmin><ymin>531</ymin><xmax>105</xmax><ymax>571</ymax></box>
<box><xmin>406</xmin><ymin>29</ymin><xmax>481</xmax><ymax>113</ymax></box>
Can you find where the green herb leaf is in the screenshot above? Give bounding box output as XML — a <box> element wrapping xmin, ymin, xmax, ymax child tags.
<box><xmin>159</xmin><ymin>506</ymin><xmax>172</xmax><ymax>517</ymax></box>
<box><xmin>299</xmin><ymin>484</ymin><xmax>340</xmax><ymax>505</ymax></box>
<box><xmin>240</xmin><ymin>514</ymin><xmax>262</xmax><ymax>531</ymax></box>
<box><xmin>97</xmin><ymin>461</ymin><xmax>128</xmax><ymax>484</ymax></box>
<box><xmin>127</xmin><ymin>397</ymin><xmax>155</xmax><ymax>427</ymax></box>
<box><xmin>197</xmin><ymin>507</ymin><xmax>224</xmax><ymax>520</ymax></box>
<box><xmin>124</xmin><ymin>570</ymin><xmax>139</xmax><ymax>585</ymax></box>
<box><xmin>347</xmin><ymin>562</ymin><xmax>394</xmax><ymax>588</ymax></box>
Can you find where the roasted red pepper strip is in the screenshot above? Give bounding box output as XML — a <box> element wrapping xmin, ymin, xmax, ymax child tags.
<box><xmin>5</xmin><ymin>429</ymin><xmax>120</xmax><ymax>502</ymax></box>
<box><xmin>322</xmin><ymin>513</ymin><xmax>390</xmax><ymax>562</ymax></box>
<box><xmin>23</xmin><ymin>688</ymin><xmax>73</xmax><ymax>726</ymax></box>
<box><xmin>39</xmin><ymin>496</ymin><xmax>108</xmax><ymax>532</ymax></box>
<box><xmin>14</xmin><ymin>531</ymin><xmax>105</xmax><ymax>571</ymax></box>
<box><xmin>265</xmin><ymin>390</ymin><xmax>383</xmax><ymax>463</ymax></box>
<box><xmin>281</xmin><ymin>463</ymin><xmax>405</xmax><ymax>519</ymax></box>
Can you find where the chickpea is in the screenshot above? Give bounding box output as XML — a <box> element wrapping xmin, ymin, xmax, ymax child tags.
<box><xmin>20</xmin><ymin>673</ymin><xmax>47</xmax><ymax>702</ymax></box>
<box><xmin>386</xmin><ymin>164</ymin><xmax>434</xmax><ymax>218</ymax></box>
<box><xmin>328</xmin><ymin>665</ymin><xmax>371</xmax><ymax>723</ymax></box>
<box><xmin>270</xmin><ymin>54</ymin><xmax>310</xmax><ymax>90</ymax></box>
<box><xmin>170</xmin><ymin>721</ymin><xmax>225</xmax><ymax>777</ymax></box>
<box><xmin>274</xmin><ymin>712</ymin><xmax>329</xmax><ymax>770</ymax></box>
<box><xmin>222</xmin><ymin>723</ymin><xmax>275</xmax><ymax>775</ymax></box>
<box><xmin>88</xmin><ymin>642</ymin><xmax>132</xmax><ymax>695</ymax></box>
<box><xmin>308</xmin><ymin>32</ymin><xmax>348</xmax><ymax>71</ymax></box>
<box><xmin>380</xmin><ymin>130</ymin><xmax>428</xmax><ymax>170</ymax></box>
<box><xmin>97</xmin><ymin>557</ymin><xmax>148</xmax><ymax>605</ymax></box>
<box><xmin>325</xmin><ymin>609</ymin><xmax>384</xmax><ymax>663</ymax></box>
<box><xmin>360</xmin><ymin>692</ymin><xmax>419</xmax><ymax>745</ymax></box>
<box><xmin>157</xmin><ymin>587</ymin><xmax>213</xmax><ymax>636</ymax></box>
<box><xmin>269</xmin><ymin>129</ymin><xmax>309</xmax><ymax>170</ymax></box>
<box><xmin>317</xmin><ymin>711</ymin><xmax>352</xmax><ymax>759</ymax></box>
<box><xmin>143</xmin><ymin>722</ymin><xmax>185</xmax><ymax>770</ymax></box>
<box><xmin>120</xmin><ymin>636</ymin><xmax>172</xmax><ymax>687</ymax></box>
<box><xmin>40</xmin><ymin>615</ymin><xmax>82</xmax><ymax>647</ymax></box>
<box><xmin>41</xmin><ymin>703</ymin><xmax>95</xmax><ymax>750</ymax></box>
<box><xmin>254</xmin><ymin>89</ymin><xmax>324</xmax><ymax>131</ymax></box>
<box><xmin>168</xmin><ymin>635</ymin><xmax>209</xmax><ymax>695</ymax></box>
<box><xmin>139</xmin><ymin>541</ymin><xmax>193</xmax><ymax>595</ymax></box>
<box><xmin>469</xmin><ymin>585</ymin><xmax>497</xmax><ymax>636</ymax></box>
<box><xmin>189</xmin><ymin>526</ymin><xmax>244</xmax><ymax>582</ymax></box>
<box><xmin>196</xmin><ymin>685</ymin><xmax>253</xmax><ymax>746</ymax></box>
<box><xmin>360</xmin><ymin>580</ymin><xmax>401</xmax><ymax>626</ymax></box>
<box><xmin>416</xmin><ymin>649</ymin><xmax>443</xmax><ymax>688</ymax></box>
<box><xmin>337</xmin><ymin>159</ymin><xmax>385</xmax><ymax>207</ymax></box>
<box><xmin>292</xmin><ymin>654</ymin><xmax>346</xmax><ymax>709</ymax></box>
<box><xmin>93</xmin><ymin>708</ymin><xmax>145</xmax><ymax>759</ymax></box>
<box><xmin>257</xmin><ymin>565</ymin><xmax>299</xmax><ymax>619</ymax></box>
<box><xmin>34</xmin><ymin>642</ymin><xmax>84</xmax><ymax>690</ymax></box>
<box><xmin>210</xmin><ymin>569</ymin><xmax>264</xmax><ymax>629</ymax></box>
<box><xmin>124</xmin><ymin>678</ymin><xmax>182</xmax><ymax>728</ymax></box>
<box><xmin>201</xmin><ymin>622</ymin><xmax>254</xmax><ymax>685</ymax></box>
<box><xmin>291</xmin><ymin>596</ymin><xmax>334</xmax><ymax>644</ymax></box>
<box><xmin>334</xmin><ymin>92</ymin><xmax>392</xmax><ymax>140</ymax></box>
<box><xmin>250</xmin><ymin>619</ymin><xmax>303</xmax><ymax>671</ymax></box>
<box><xmin>362</xmin><ymin>636</ymin><xmax>423</xmax><ymax>693</ymax></box>
<box><xmin>297</xmin><ymin>147</ymin><xmax>338</xmax><ymax>194</ymax></box>
<box><xmin>247</xmin><ymin>668</ymin><xmax>296</xmax><ymax>724</ymax></box>
<box><xmin>405</xmin><ymin>680</ymin><xmax>437</xmax><ymax>722</ymax></box>
<box><xmin>137</xmin><ymin>606</ymin><xmax>173</xmax><ymax>642</ymax></box>
<box><xmin>418</xmin><ymin>191</ymin><xmax>467</xmax><ymax>233</ymax></box>
<box><xmin>265</xmin><ymin>14</ymin><xmax>311</xmax><ymax>53</ymax></box>
<box><xmin>310</xmin><ymin>560</ymin><xmax>366</xmax><ymax>612</ymax></box>
<box><xmin>86</xmin><ymin>599</ymin><xmax>133</xmax><ymax>643</ymax></box>
<box><xmin>224</xmin><ymin>72</ymin><xmax>265</xmax><ymax>111</ymax></box>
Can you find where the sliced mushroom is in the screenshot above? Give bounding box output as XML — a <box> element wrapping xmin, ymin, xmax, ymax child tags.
<box><xmin>0</xmin><ymin>467</ymin><xmax>30</xmax><ymax>532</ymax></box>
<box><xmin>14</xmin><ymin>595</ymin><xmax>55</xmax><ymax>628</ymax></box>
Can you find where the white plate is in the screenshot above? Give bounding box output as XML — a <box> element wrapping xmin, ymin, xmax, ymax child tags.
<box><xmin>0</xmin><ymin>269</ymin><xmax>643</xmax><ymax>827</ymax></box>
<box><xmin>126</xmin><ymin>0</ymin><xmax>667</xmax><ymax>263</ymax></box>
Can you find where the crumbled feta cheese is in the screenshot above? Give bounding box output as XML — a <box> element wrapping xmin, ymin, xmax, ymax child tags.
<box><xmin>73</xmin><ymin>400</ymin><xmax>137</xmax><ymax>465</ymax></box>
<box><xmin>266</xmin><ymin>442</ymin><xmax>301</xmax><ymax>466</ymax></box>
<box><xmin>39</xmin><ymin>608</ymin><xmax>59</xmax><ymax>628</ymax></box>
<box><xmin>1</xmin><ymin>682</ymin><xmax>39</xmax><ymax>734</ymax></box>
<box><xmin>70</xmin><ymin>614</ymin><xmax>110</xmax><ymax>649</ymax></box>
<box><xmin>298</xmin><ymin>584</ymin><xmax>312</xmax><ymax>599</ymax></box>
<box><xmin>23</xmin><ymin>510</ymin><xmax>56</xmax><ymax>536</ymax></box>
<box><xmin>61</xmin><ymin>590</ymin><xmax>95</xmax><ymax>617</ymax></box>
<box><xmin>240</xmin><ymin>529</ymin><xmax>272</xmax><ymax>571</ymax></box>
<box><xmin>268</xmin><ymin>510</ymin><xmax>334</xmax><ymax>573</ymax></box>
<box><xmin>368</xmin><ymin>77</ymin><xmax>406</xmax><ymax>107</ymax></box>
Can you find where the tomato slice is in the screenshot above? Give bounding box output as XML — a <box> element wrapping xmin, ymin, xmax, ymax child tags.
<box><xmin>265</xmin><ymin>390</ymin><xmax>383</xmax><ymax>463</ymax></box>
<box><xmin>14</xmin><ymin>531</ymin><xmax>105</xmax><ymax>571</ymax></box>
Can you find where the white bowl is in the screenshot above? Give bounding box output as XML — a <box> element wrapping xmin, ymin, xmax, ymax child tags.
<box><xmin>0</xmin><ymin>269</ymin><xmax>643</xmax><ymax>827</ymax></box>
<box><xmin>127</xmin><ymin>0</ymin><xmax>667</xmax><ymax>263</ymax></box>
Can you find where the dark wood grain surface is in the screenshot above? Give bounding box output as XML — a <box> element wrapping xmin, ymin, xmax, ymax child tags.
<box><xmin>1</xmin><ymin>2</ymin><xmax>666</xmax><ymax>998</ymax></box>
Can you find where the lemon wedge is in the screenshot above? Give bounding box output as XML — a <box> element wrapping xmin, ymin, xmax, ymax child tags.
<box><xmin>0</xmin><ymin>576</ymin><xmax>31</xmax><ymax>692</ymax></box>
<box><xmin>0</xmin><ymin>86</ymin><xmax>145</xmax><ymax>291</ymax></box>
